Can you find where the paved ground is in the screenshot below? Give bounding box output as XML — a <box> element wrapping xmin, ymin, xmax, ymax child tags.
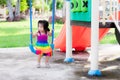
<box><xmin>0</xmin><ymin>44</ymin><xmax>120</xmax><ymax>80</ymax></box>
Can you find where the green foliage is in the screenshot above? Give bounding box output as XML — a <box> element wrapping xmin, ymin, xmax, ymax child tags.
<box><xmin>50</xmin><ymin>0</ymin><xmax>63</xmax><ymax>11</ymax></box>
<box><xmin>12</xmin><ymin>0</ymin><xmax>16</xmax><ymax>6</ymax></box>
<box><xmin>56</xmin><ymin>18</ymin><xmax>64</xmax><ymax>24</ymax></box>
<box><xmin>0</xmin><ymin>0</ymin><xmax>6</xmax><ymax>5</ymax></box>
<box><xmin>56</xmin><ymin>0</ymin><xmax>63</xmax><ymax>9</ymax></box>
<box><xmin>20</xmin><ymin>0</ymin><xmax>28</xmax><ymax>13</ymax></box>
<box><xmin>44</xmin><ymin>3</ymin><xmax>49</xmax><ymax>12</ymax></box>
<box><xmin>33</xmin><ymin>0</ymin><xmax>49</xmax><ymax>12</ymax></box>
<box><xmin>33</xmin><ymin>0</ymin><xmax>42</xmax><ymax>10</ymax></box>
<box><xmin>26</xmin><ymin>0</ymin><xmax>35</xmax><ymax>6</ymax></box>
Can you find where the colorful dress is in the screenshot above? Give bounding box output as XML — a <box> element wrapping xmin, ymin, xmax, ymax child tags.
<box><xmin>35</xmin><ymin>32</ymin><xmax>52</xmax><ymax>56</ymax></box>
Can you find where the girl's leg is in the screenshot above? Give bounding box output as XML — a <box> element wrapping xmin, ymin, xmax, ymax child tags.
<box><xmin>45</xmin><ymin>56</ymin><xmax>50</xmax><ymax>63</ymax></box>
<box><xmin>45</xmin><ymin>56</ymin><xmax>51</xmax><ymax>68</ymax></box>
<box><xmin>38</xmin><ymin>54</ymin><xmax>42</xmax><ymax>63</ymax></box>
<box><xmin>37</xmin><ymin>54</ymin><xmax>42</xmax><ymax>68</ymax></box>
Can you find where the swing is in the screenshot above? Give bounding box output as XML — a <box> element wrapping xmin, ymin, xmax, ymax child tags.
<box><xmin>29</xmin><ymin>0</ymin><xmax>55</xmax><ymax>54</ymax></box>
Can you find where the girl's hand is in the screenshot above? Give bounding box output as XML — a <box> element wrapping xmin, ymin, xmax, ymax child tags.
<box><xmin>47</xmin><ymin>29</ymin><xmax>54</xmax><ymax>36</ymax></box>
<box><xmin>47</xmin><ymin>31</ymin><xmax>52</xmax><ymax>36</ymax></box>
<box><xmin>32</xmin><ymin>32</ymin><xmax>37</xmax><ymax>38</ymax></box>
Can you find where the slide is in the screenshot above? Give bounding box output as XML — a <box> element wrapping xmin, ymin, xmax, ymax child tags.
<box><xmin>54</xmin><ymin>24</ymin><xmax>110</xmax><ymax>51</ymax></box>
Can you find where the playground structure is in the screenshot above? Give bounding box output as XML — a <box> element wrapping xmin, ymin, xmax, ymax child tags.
<box><xmin>55</xmin><ymin>0</ymin><xmax>120</xmax><ymax>51</ymax></box>
<box><xmin>54</xmin><ymin>0</ymin><xmax>120</xmax><ymax>76</ymax></box>
<box><xmin>54</xmin><ymin>23</ymin><xmax>109</xmax><ymax>51</ymax></box>
<box><xmin>29</xmin><ymin>0</ymin><xmax>120</xmax><ymax>77</ymax></box>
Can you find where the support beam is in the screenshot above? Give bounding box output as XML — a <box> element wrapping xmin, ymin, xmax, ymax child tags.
<box><xmin>64</xmin><ymin>0</ymin><xmax>74</xmax><ymax>63</ymax></box>
<box><xmin>88</xmin><ymin>0</ymin><xmax>101</xmax><ymax>76</ymax></box>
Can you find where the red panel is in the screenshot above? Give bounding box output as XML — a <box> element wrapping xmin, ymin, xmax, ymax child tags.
<box><xmin>54</xmin><ymin>24</ymin><xmax>110</xmax><ymax>51</ymax></box>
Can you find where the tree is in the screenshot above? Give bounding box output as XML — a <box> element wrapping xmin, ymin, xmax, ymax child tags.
<box><xmin>20</xmin><ymin>0</ymin><xmax>28</xmax><ymax>13</ymax></box>
<box><xmin>49</xmin><ymin>0</ymin><xmax>63</xmax><ymax>11</ymax></box>
<box><xmin>0</xmin><ymin>0</ymin><xmax>6</xmax><ymax>6</ymax></box>
<box><xmin>6</xmin><ymin>0</ymin><xmax>21</xmax><ymax>21</ymax></box>
<box><xmin>26</xmin><ymin>0</ymin><xmax>35</xmax><ymax>6</ymax></box>
<box><xmin>33</xmin><ymin>0</ymin><xmax>42</xmax><ymax>10</ymax></box>
<box><xmin>6</xmin><ymin>0</ymin><xmax>28</xmax><ymax>21</ymax></box>
<box><xmin>56</xmin><ymin>0</ymin><xmax>63</xmax><ymax>9</ymax></box>
<box><xmin>14</xmin><ymin>0</ymin><xmax>20</xmax><ymax>19</ymax></box>
<box><xmin>6</xmin><ymin>0</ymin><xmax>14</xmax><ymax>21</ymax></box>
<box><xmin>33</xmin><ymin>0</ymin><xmax>49</xmax><ymax>13</ymax></box>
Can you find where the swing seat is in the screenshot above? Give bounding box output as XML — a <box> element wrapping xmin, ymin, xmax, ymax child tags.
<box><xmin>29</xmin><ymin>44</ymin><xmax>54</xmax><ymax>54</ymax></box>
<box><xmin>29</xmin><ymin>44</ymin><xmax>36</xmax><ymax>54</ymax></box>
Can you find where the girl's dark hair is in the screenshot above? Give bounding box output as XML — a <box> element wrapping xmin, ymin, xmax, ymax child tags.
<box><xmin>38</xmin><ymin>20</ymin><xmax>50</xmax><ymax>34</ymax></box>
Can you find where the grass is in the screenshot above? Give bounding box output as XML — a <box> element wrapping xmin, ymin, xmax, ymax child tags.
<box><xmin>100</xmin><ymin>34</ymin><xmax>117</xmax><ymax>44</ymax></box>
<box><xmin>0</xmin><ymin>20</ymin><xmax>118</xmax><ymax>48</ymax></box>
<box><xmin>0</xmin><ymin>20</ymin><xmax>63</xmax><ymax>48</ymax></box>
<box><xmin>100</xmin><ymin>29</ymin><xmax>118</xmax><ymax>44</ymax></box>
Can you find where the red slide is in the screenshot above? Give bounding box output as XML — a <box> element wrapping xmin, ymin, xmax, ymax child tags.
<box><xmin>54</xmin><ymin>24</ymin><xmax>110</xmax><ymax>51</ymax></box>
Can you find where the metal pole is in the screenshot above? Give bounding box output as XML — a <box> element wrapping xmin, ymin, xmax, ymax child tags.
<box><xmin>64</xmin><ymin>0</ymin><xmax>74</xmax><ymax>63</ymax></box>
<box><xmin>29</xmin><ymin>0</ymin><xmax>36</xmax><ymax>54</ymax></box>
<box><xmin>29</xmin><ymin>0</ymin><xmax>33</xmax><ymax>44</ymax></box>
<box><xmin>51</xmin><ymin>0</ymin><xmax>55</xmax><ymax>50</ymax></box>
<box><xmin>88</xmin><ymin>0</ymin><xmax>101</xmax><ymax>76</ymax></box>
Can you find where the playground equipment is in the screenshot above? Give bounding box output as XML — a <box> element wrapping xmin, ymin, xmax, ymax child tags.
<box><xmin>29</xmin><ymin>0</ymin><xmax>55</xmax><ymax>54</ymax></box>
<box><xmin>64</xmin><ymin>0</ymin><xmax>74</xmax><ymax>62</ymax></box>
<box><xmin>88</xmin><ymin>0</ymin><xmax>120</xmax><ymax>76</ymax></box>
<box><xmin>54</xmin><ymin>24</ymin><xmax>109</xmax><ymax>51</ymax></box>
<box><xmin>54</xmin><ymin>0</ymin><xmax>111</xmax><ymax>51</ymax></box>
<box><xmin>55</xmin><ymin>0</ymin><xmax>120</xmax><ymax>52</ymax></box>
<box><xmin>29</xmin><ymin>0</ymin><xmax>120</xmax><ymax>77</ymax></box>
<box><xmin>55</xmin><ymin>0</ymin><xmax>120</xmax><ymax>76</ymax></box>
<box><xmin>88</xmin><ymin>0</ymin><xmax>101</xmax><ymax>76</ymax></box>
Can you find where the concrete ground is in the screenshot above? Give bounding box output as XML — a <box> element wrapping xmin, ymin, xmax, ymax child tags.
<box><xmin>0</xmin><ymin>44</ymin><xmax>120</xmax><ymax>80</ymax></box>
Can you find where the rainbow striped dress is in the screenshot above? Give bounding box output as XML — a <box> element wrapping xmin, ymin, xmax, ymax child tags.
<box><xmin>35</xmin><ymin>32</ymin><xmax>52</xmax><ymax>56</ymax></box>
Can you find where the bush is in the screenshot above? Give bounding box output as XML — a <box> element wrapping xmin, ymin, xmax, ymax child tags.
<box><xmin>20</xmin><ymin>0</ymin><xmax>28</xmax><ymax>13</ymax></box>
<box><xmin>33</xmin><ymin>0</ymin><xmax>49</xmax><ymax>12</ymax></box>
<box><xmin>0</xmin><ymin>0</ymin><xmax>6</xmax><ymax>5</ymax></box>
<box><xmin>48</xmin><ymin>16</ymin><xmax>64</xmax><ymax>24</ymax></box>
<box><xmin>44</xmin><ymin>4</ymin><xmax>49</xmax><ymax>12</ymax></box>
<box><xmin>50</xmin><ymin>0</ymin><xmax>63</xmax><ymax>11</ymax></box>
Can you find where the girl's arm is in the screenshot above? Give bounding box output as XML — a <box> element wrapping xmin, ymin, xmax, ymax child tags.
<box><xmin>32</xmin><ymin>32</ymin><xmax>37</xmax><ymax>38</ymax></box>
<box><xmin>47</xmin><ymin>31</ymin><xmax>52</xmax><ymax>36</ymax></box>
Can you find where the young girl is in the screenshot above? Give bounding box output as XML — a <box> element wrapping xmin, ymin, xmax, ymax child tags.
<box><xmin>32</xmin><ymin>20</ymin><xmax>52</xmax><ymax>68</ymax></box>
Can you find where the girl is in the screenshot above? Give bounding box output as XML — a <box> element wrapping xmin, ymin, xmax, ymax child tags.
<box><xmin>32</xmin><ymin>20</ymin><xmax>52</xmax><ymax>68</ymax></box>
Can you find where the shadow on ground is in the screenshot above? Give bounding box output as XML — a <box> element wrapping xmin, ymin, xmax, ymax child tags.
<box><xmin>53</xmin><ymin>51</ymin><xmax>120</xmax><ymax>80</ymax></box>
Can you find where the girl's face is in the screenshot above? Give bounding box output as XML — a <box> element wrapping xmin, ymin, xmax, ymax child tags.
<box><xmin>38</xmin><ymin>23</ymin><xmax>44</xmax><ymax>32</ymax></box>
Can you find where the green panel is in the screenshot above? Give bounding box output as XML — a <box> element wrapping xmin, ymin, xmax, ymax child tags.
<box><xmin>81</xmin><ymin>0</ymin><xmax>88</xmax><ymax>12</ymax></box>
<box><xmin>70</xmin><ymin>0</ymin><xmax>91</xmax><ymax>22</ymax></box>
<box><xmin>75</xmin><ymin>0</ymin><xmax>82</xmax><ymax>12</ymax></box>
<box><xmin>71</xmin><ymin>0</ymin><xmax>77</xmax><ymax>12</ymax></box>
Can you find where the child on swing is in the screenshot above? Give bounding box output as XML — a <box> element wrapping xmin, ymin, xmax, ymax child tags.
<box><xmin>32</xmin><ymin>20</ymin><xmax>52</xmax><ymax>68</ymax></box>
